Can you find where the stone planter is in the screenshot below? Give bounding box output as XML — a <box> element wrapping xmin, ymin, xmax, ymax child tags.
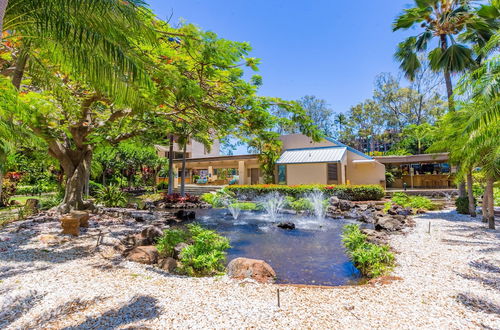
<box><xmin>70</xmin><ymin>210</ymin><xmax>90</xmax><ymax>228</ymax></box>
<box><xmin>60</xmin><ymin>215</ymin><xmax>80</xmax><ymax>236</ymax></box>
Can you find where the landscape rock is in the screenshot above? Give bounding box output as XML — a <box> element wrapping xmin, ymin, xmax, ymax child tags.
<box><xmin>173</xmin><ymin>242</ymin><xmax>190</xmax><ymax>259</ymax></box>
<box><xmin>141</xmin><ymin>226</ymin><xmax>164</xmax><ymax>244</ymax></box>
<box><xmin>25</xmin><ymin>199</ymin><xmax>40</xmax><ymax>212</ymax></box>
<box><xmin>227</xmin><ymin>257</ymin><xmax>276</xmax><ymax>284</ymax></box>
<box><xmin>361</xmin><ymin>229</ymin><xmax>389</xmax><ymax>245</ymax></box>
<box><xmin>375</xmin><ymin>216</ymin><xmax>404</xmax><ymax>232</ymax></box>
<box><xmin>126</xmin><ymin>246</ymin><xmax>159</xmax><ymax>264</ymax></box>
<box><xmin>175</xmin><ymin>210</ymin><xmax>195</xmax><ymax>221</ymax></box>
<box><xmin>338</xmin><ymin>199</ymin><xmax>354</xmax><ymax>211</ymax></box>
<box><xmin>277</xmin><ymin>222</ymin><xmax>295</xmax><ymax>230</ymax></box>
<box><xmin>159</xmin><ymin>257</ymin><xmax>178</xmax><ymax>272</ymax></box>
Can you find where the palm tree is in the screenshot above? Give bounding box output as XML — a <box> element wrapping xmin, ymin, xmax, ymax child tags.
<box><xmin>393</xmin><ymin>0</ymin><xmax>498</xmax><ymax>111</ymax></box>
<box><xmin>334</xmin><ymin>113</ymin><xmax>347</xmax><ymax>135</ymax></box>
<box><xmin>2</xmin><ymin>0</ymin><xmax>154</xmax><ymax>92</ymax></box>
<box><xmin>394</xmin><ymin>1</ymin><xmax>498</xmax><ymax>198</ymax></box>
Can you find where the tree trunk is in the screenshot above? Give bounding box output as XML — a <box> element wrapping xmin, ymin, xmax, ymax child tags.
<box><xmin>481</xmin><ymin>189</ymin><xmax>489</xmax><ymax>223</ymax></box>
<box><xmin>167</xmin><ymin>134</ymin><xmax>174</xmax><ymax>195</ymax></box>
<box><xmin>12</xmin><ymin>45</ymin><xmax>29</xmax><ymax>90</ymax></box>
<box><xmin>485</xmin><ymin>177</ymin><xmax>495</xmax><ymax>230</ymax></box>
<box><xmin>58</xmin><ymin>149</ymin><xmax>93</xmax><ymax>213</ymax></box>
<box><xmin>440</xmin><ymin>34</ymin><xmax>466</xmax><ymax>197</ymax></box>
<box><xmin>0</xmin><ymin>170</ymin><xmax>4</xmax><ymax>206</ymax></box>
<box><xmin>180</xmin><ymin>144</ymin><xmax>187</xmax><ymax>197</ymax></box>
<box><xmin>0</xmin><ymin>0</ymin><xmax>8</xmax><ymax>35</ymax></box>
<box><xmin>466</xmin><ymin>170</ymin><xmax>476</xmax><ymax>217</ymax></box>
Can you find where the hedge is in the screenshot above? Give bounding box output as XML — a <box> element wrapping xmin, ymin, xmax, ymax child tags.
<box><xmin>225</xmin><ymin>184</ymin><xmax>385</xmax><ymax>201</ymax></box>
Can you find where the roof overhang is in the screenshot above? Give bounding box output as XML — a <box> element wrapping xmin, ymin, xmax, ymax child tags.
<box><xmin>277</xmin><ymin>147</ymin><xmax>347</xmax><ymax>164</ymax></box>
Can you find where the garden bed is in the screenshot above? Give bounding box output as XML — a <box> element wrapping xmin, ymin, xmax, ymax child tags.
<box><xmin>0</xmin><ymin>210</ymin><xmax>498</xmax><ymax>328</ymax></box>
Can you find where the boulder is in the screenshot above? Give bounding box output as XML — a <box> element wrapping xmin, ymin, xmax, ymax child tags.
<box><xmin>173</xmin><ymin>242</ymin><xmax>190</xmax><ymax>259</ymax></box>
<box><xmin>25</xmin><ymin>199</ymin><xmax>40</xmax><ymax>212</ymax></box>
<box><xmin>141</xmin><ymin>226</ymin><xmax>164</xmax><ymax>244</ymax></box>
<box><xmin>329</xmin><ymin>196</ymin><xmax>340</xmax><ymax>208</ymax></box>
<box><xmin>361</xmin><ymin>229</ymin><xmax>389</xmax><ymax>245</ymax></box>
<box><xmin>375</xmin><ymin>216</ymin><xmax>404</xmax><ymax>232</ymax></box>
<box><xmin>143</xmin><ymin>201</ymin><xmax>156</xmax><ymax>211</ymax></box>
<box><xmin>175</xmin><ymin>210</ymin><xmax>196</xmax><ymax>221</ymax></box>
<box><xmin>126</xmin><ymin>203</ymin><xmax>139</xmax><ymax>209</ymax></box>
<box><xmin>126</xmin><ymin>246</ymin><xmax>159</xmax><ymax>264</ymax></box>
<box><xmin>277</xmin><ymin>222</ymin><xmax>295</xmax><ymax>230</ymax></box>
<box><xmin>338</xmin><ymin>199</ymin><xmax>354</xmax><ymax>211</ymax></box>
<box><xmin>227</xmin><ymin>257</ymin><xmax>276</xmax><ymax>284</ymax></box>
<box><xmin>159</xmin><ymin>257</ymin><xmax>178</xmax><ymax>272</ymax></box>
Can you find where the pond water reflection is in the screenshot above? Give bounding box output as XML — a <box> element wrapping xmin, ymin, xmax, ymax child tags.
<box><xmin>194</xmin><ymin>208</ymin><xmax>362</xmax><ymax>286</ymax></box>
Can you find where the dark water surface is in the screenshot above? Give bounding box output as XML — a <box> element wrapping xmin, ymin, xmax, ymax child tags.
<box><xmin>194</xmin><ymin>208</ymin><xmax>361</xmax><ymax>286</ymax></box>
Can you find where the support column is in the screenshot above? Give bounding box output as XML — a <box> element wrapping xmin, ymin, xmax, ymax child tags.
<box><xmin>238</xmin><ymin>161</ymin><xmax>246</xmax><ymax>185</ymax></box>
<box><xmin>208</xmin><ymin>166</ymin><xmax>213</xmax><ymax>183</ymax></box>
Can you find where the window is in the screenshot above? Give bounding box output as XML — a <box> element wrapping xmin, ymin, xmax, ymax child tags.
<box><xmin>328</xmin><ymin>163</ymin><xmax>338</xmax><ymax>181</ymax></box>
<box><xmin>278</xmin><ymin>165</ymin><xmax>286</xmax><ymax>185</ymax></box>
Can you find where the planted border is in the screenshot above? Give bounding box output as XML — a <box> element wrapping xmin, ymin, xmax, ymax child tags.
<box><xmin>225</xmin><ymin>184</ymin><xmax>385</xmax><ymax>201</ymax></box>
<box><xmin>342</xmin><ymin>224</ymin><xmax>395</xmax><ymax>278</ymax></box>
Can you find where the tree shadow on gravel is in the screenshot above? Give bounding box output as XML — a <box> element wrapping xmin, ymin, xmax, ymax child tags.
<box><xmin>0</xmin><ymin>290</ymin><xmax>46</xmax><ymax>328</ymax></box>
<box><xmin>62</xmin><ymin>295</ymin><xmax>160</xmax><ymax>329</ymax></box>
<box><xmin>0</xmin><ymin>264</ymin><xmax>51</xmax><ymax>281</ymax></box>
<box><xmin>456</xmin><ymin>292</ymin><xmax>500</xmax><ymax>315</ymax></box>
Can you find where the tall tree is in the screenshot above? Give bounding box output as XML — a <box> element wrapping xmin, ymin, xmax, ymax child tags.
<box><xmin>393</xmin><ymin>0</ymin><xmax>498</xmax><ymax>111</ymax></box>
<box><xmin>2</xmin><ymin>0</ymin><xmax>154</xmax><ymax>90</ymax></box>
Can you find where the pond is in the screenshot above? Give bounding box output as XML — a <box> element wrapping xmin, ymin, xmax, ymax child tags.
<box><xmin>193</xmin><ymin>208</ymin><xmax>362</xmax><ymax>286</ymax></box>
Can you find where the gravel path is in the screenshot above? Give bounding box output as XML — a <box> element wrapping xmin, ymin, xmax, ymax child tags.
<box><xmin>0</xmin><ymin>210</ymin><xmax>498</xmax><ymax>329</ymax></box>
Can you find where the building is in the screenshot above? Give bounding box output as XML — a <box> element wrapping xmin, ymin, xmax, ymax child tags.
<box><xmin>156</xmin><ymin>134</ymin><xmax>386</xmax><ymax>187</ymax></box>
<box><xmin>374</xmin><ymin>153</ymin><xmax>455</xmax><ymax>189</ymax></box>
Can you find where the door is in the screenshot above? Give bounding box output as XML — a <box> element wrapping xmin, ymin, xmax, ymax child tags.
<box><xmin>250</xmin><ymin>168</ymin><xmax>259</xmax><ymax>184</ymax></box>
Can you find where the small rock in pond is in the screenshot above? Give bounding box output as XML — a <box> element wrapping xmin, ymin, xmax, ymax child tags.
<box><xmin>175</xmin><ymin>210</ymin><xmax>195</xmax><ymax>221</ymax></box>
<box><xmin>277</xmin><ymin>222</ymin><xmax>295</xmax><ymax>230</ymax></box>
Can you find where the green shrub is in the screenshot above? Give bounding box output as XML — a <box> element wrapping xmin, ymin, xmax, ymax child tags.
<box><xmin>157</xmin><ymin>182</ymin><xmax>168</xmax><ymax>191</ymax></box>
<box><xmin>455</xmin><ymin>196</ymin><xmax>476</xmax><ymax>215</ymax></box>
<box><xmin>391</xmin><ymin>192</ymin><xmax>437</xmax><ymax>210</ymax></box>
<box><xmin>156</xmin><ymin>229</ymin><xmax>189</xmax><ymax>257</ymax></box>
<box><xmin>179</xmin><ymin>224</ymin><xmax>231</xmax><ymax>276</ymax></box>
<box><xmin>342</xmin><ymin>224</ymin><xmax>395</xmax><ymax>278</ymax></box>
<box><xmin>89</xmin><ymin>180</ymin><xmax>103</xmax><ymax>197</ymax></box>
<box><xmin>200</xmin><ymin>189</ymin><xmax>236</xmax><ymax>207</ymax></box>
<box><xmin>285</xmin><ymin>197</ymin><xmax>329</xmax><ymax>212</ymax></box>
<box><xmin>96</xmin><ymin>185</ymin><xmax>127</xmax><ymax>207</ymax></box>
<box><xmin>225</xmin><ymin>184</ymin><xmax>384</xmax><ymax>201</ymax></box>
<box><xmin>229</xmin><ymin>202</ymin><xmax>258</xmax><ymax>211</ymax></box>
<box><xmin>156</xmin><ymin>224</ymin><xmax>231</xmax><ymax>276</ymax></box>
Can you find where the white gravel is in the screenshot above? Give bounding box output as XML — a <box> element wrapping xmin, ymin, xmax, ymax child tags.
<box><xmin>0</xmin><ymin>210</ymin><xmax>498</xmax><ymax>329</ymax></box>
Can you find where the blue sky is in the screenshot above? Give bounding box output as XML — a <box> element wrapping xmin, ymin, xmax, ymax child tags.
<box><xmin>147</xmin><ymin>0</ymin><xmax>415</xmax><ymax>113</ymax></box>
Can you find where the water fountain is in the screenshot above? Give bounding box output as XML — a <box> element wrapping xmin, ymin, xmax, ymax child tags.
<box><xmin>227</xmin><ymin>203</ymin><xmax>241</xmax><ymax>220</ymax></box>
<box><xmin>261</xmin><ymin>191</ymin><xmax>285</xmax><ymax>222</ymax></box>
<box><xmin>306</xmin><ymin>189</ymin><xmax>327</xmax><ymax>221</ymax></box>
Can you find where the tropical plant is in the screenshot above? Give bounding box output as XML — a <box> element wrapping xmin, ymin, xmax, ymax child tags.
<box><xmin>2</xmin><ymin>0</ymin><xmax>155</xmax><ymax>91</ymax></box>
<box><xmin>156</xmin><ymin>223</ymin><xmax>231</xmax><ymax>276</ymax></box>
<box><xmin>178</xmin><ymin>224</ymin><xmax>231</xmax><ymax>276</ymax></box>
<box><xmin>156</xmin><ymin>229</ymin><xmax>189</xmax><ymax>257</ymax></box>
<box><xmin>393</xmin><ymin>0</ymin><xmax>498</xmax><ymax>110</ymax></box>
<box><xmin>342</xmin><ymin>224</ymin><xmax>395</xmax><ymax>278</ymax></box>
<box><xmin>391</xmin><ymin>192</ymin><xmax>438</xmax><ymax>210</ymax></box>
<box><xmin>95</xmin><ymin>185</ymin><xmax>127</xmax><ymax>207</ymax></box>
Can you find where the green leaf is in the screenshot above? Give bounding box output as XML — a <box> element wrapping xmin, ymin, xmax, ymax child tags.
<box><xmin>438</xmin><ymin>44</ymin><xmax>476</xmax><ymax>72</ymax></box>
